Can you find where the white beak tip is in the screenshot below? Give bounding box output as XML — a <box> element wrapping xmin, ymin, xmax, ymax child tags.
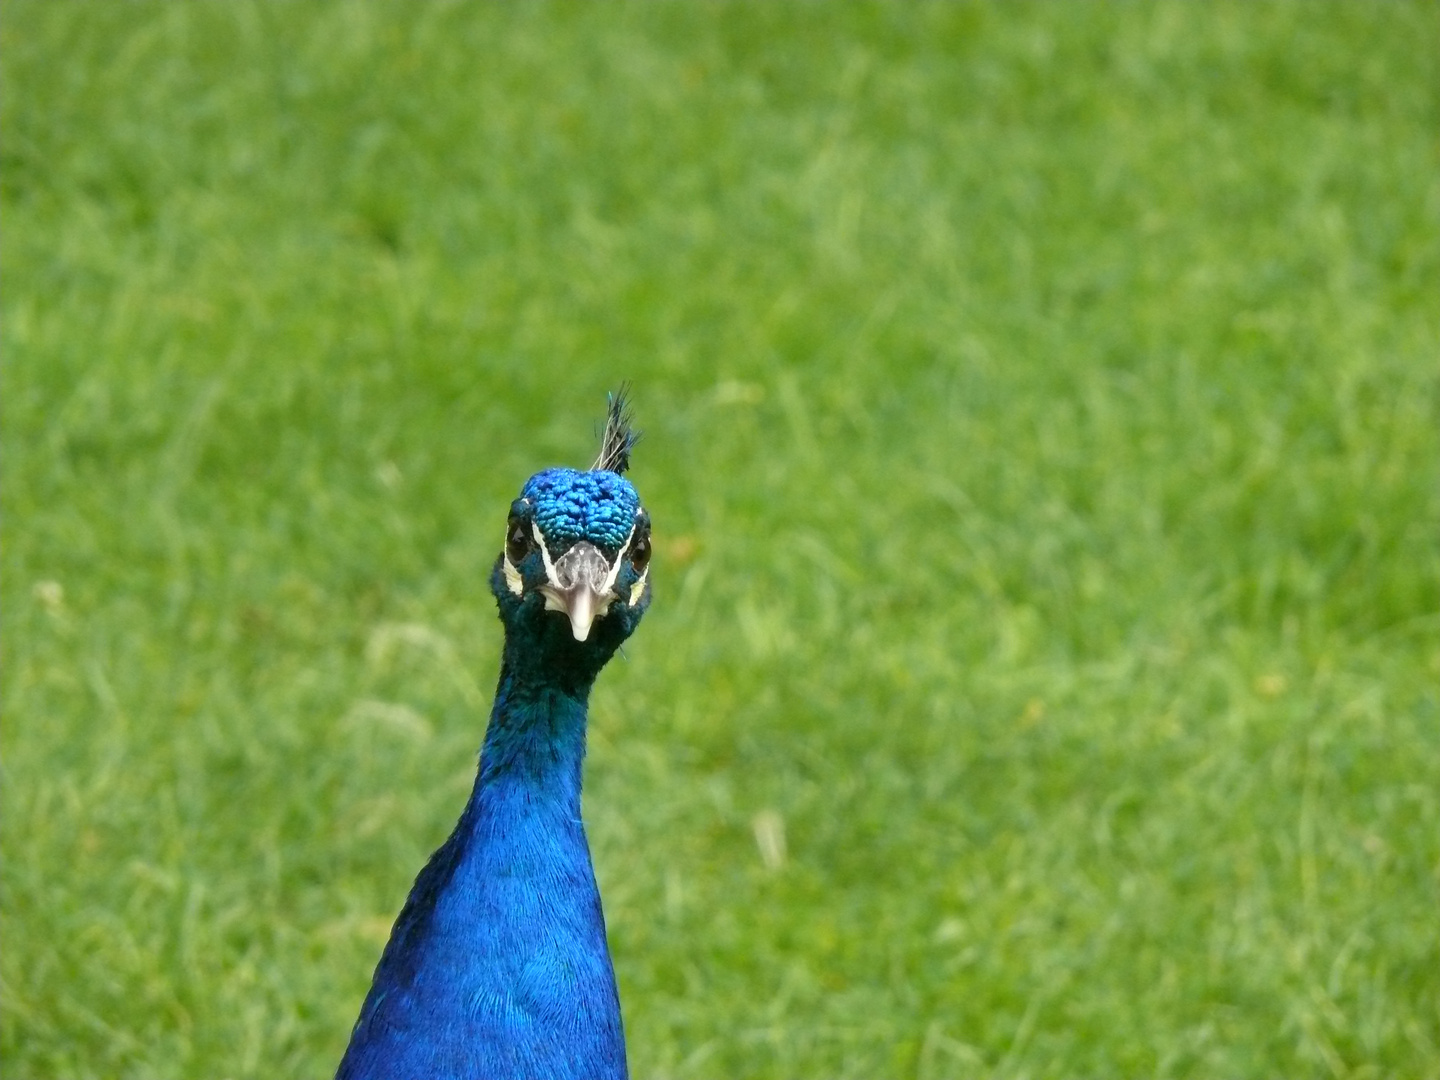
<box><xmin>565</xmin><ymin>590</ymin><xmax>597</xmax><ymax>641</ymax></box>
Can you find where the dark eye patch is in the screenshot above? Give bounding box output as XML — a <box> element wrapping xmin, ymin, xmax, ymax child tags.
<box><xmin>629</xmin><ymin>511</ymin><xmax>651</xmax><ymax>573</ymax></box>
<box><xmin>506</xmin><ymin>505</ymin><xmax>534</xmax><ymax>564</ymax></box>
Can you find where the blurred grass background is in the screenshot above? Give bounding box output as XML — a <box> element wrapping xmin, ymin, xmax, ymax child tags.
<box><xmin>3</xmin><ymin>2</ymin><xmax>1438</xmax><ymax>1077</ymax></box>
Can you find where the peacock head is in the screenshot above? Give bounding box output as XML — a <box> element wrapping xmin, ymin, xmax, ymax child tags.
<box><xmin>489</xmin><ymin>392</ymin><xmax>651</xmax><ymax>664</ymax></box>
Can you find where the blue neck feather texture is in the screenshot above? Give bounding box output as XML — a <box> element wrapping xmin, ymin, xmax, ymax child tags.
<box><xmin>337</xmin><ymin>464</ymin><xmax>649</xmax><ymax>1080</ymax></box>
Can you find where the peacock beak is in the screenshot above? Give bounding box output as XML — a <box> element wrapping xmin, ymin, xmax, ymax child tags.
<box><xmin>539</xmin><ymin>541</ymin><xmax>617</xmax><ymax>641</ymax></box>
<box><xmin>556</xmin><ymin>585</ymin><xmax>605</xmax><ymax>641</ymax></box>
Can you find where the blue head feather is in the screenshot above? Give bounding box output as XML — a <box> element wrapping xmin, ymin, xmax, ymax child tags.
<box><xmin>521</xmin><ymin>469</ymin><xmax>641</xmax><ymax>553</ymax></box>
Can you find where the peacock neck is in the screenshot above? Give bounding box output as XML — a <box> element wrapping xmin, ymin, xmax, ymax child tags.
<box><xmin>474</xmin><ymin>642</ymin><xmax>599</xmax><ymax>806</ymax></box>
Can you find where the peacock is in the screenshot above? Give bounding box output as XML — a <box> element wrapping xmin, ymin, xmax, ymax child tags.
<box><xmin>336</xmin><ymin>391</ymin><xmax>652</xmax><ymax>1080</ymax></box>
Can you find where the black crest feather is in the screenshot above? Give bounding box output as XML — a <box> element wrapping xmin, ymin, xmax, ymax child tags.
<box><xmin>591</xmin><ymin>385</ymin><xmax>640</xmax><ymax>475</ymax></box>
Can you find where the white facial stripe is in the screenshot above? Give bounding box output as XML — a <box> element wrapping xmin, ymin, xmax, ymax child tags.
<box><xmin>502</xmin><ymin>554</ymin><xmax>524</xmax><ymax>596</ymax></box>
<box><xmin>629</xmin><ymin>567</ymin><xmax>648</xmax><ymax>605</ymax></box>
<box><xmin>532</xmin><ymin>522</ymin><xmax>561</xmax><ymax>589</ymax></box>
<box><xmin>601</xmin><ymin>520</ymin><xmax>640</xmax><ymax>595</ymax></box>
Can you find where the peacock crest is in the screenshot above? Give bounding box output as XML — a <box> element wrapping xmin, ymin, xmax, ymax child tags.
<box><xmin>591</xmin><ymin>384</ymin><xmax>641</xmax><ymax>476</ymax></box>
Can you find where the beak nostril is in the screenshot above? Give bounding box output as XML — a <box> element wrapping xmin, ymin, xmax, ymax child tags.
<box><xmin>553</xmin><ymin>541</ymin><xmax>611</xmax><ymax>591</ymax></box>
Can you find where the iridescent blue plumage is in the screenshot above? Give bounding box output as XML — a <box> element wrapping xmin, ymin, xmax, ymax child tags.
<box><xmin>523</xmin><ymin>470</ymin><xmax>640</xmax><ymax>554</ymax></box>
<box><xmin>337</xmin><ymin>400</ymin><xmax>652</xmax><ymax>1080</ymax></box>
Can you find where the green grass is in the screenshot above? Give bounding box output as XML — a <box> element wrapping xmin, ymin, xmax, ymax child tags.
<box><xmin>4</xmin><ymin>2</ymin><xmax>1438</xmax><ymax>1077</ymax></box>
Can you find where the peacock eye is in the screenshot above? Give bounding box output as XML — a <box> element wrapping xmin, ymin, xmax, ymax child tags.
<box><xmin>506</xmin><ymin>516</ymin><xmax>533</xmax><ymax>564</ymax></box>
<box><xmin>629</xmin><ymin>526</ymin><xmax>651</xmax><ymax>573</ymax></box>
